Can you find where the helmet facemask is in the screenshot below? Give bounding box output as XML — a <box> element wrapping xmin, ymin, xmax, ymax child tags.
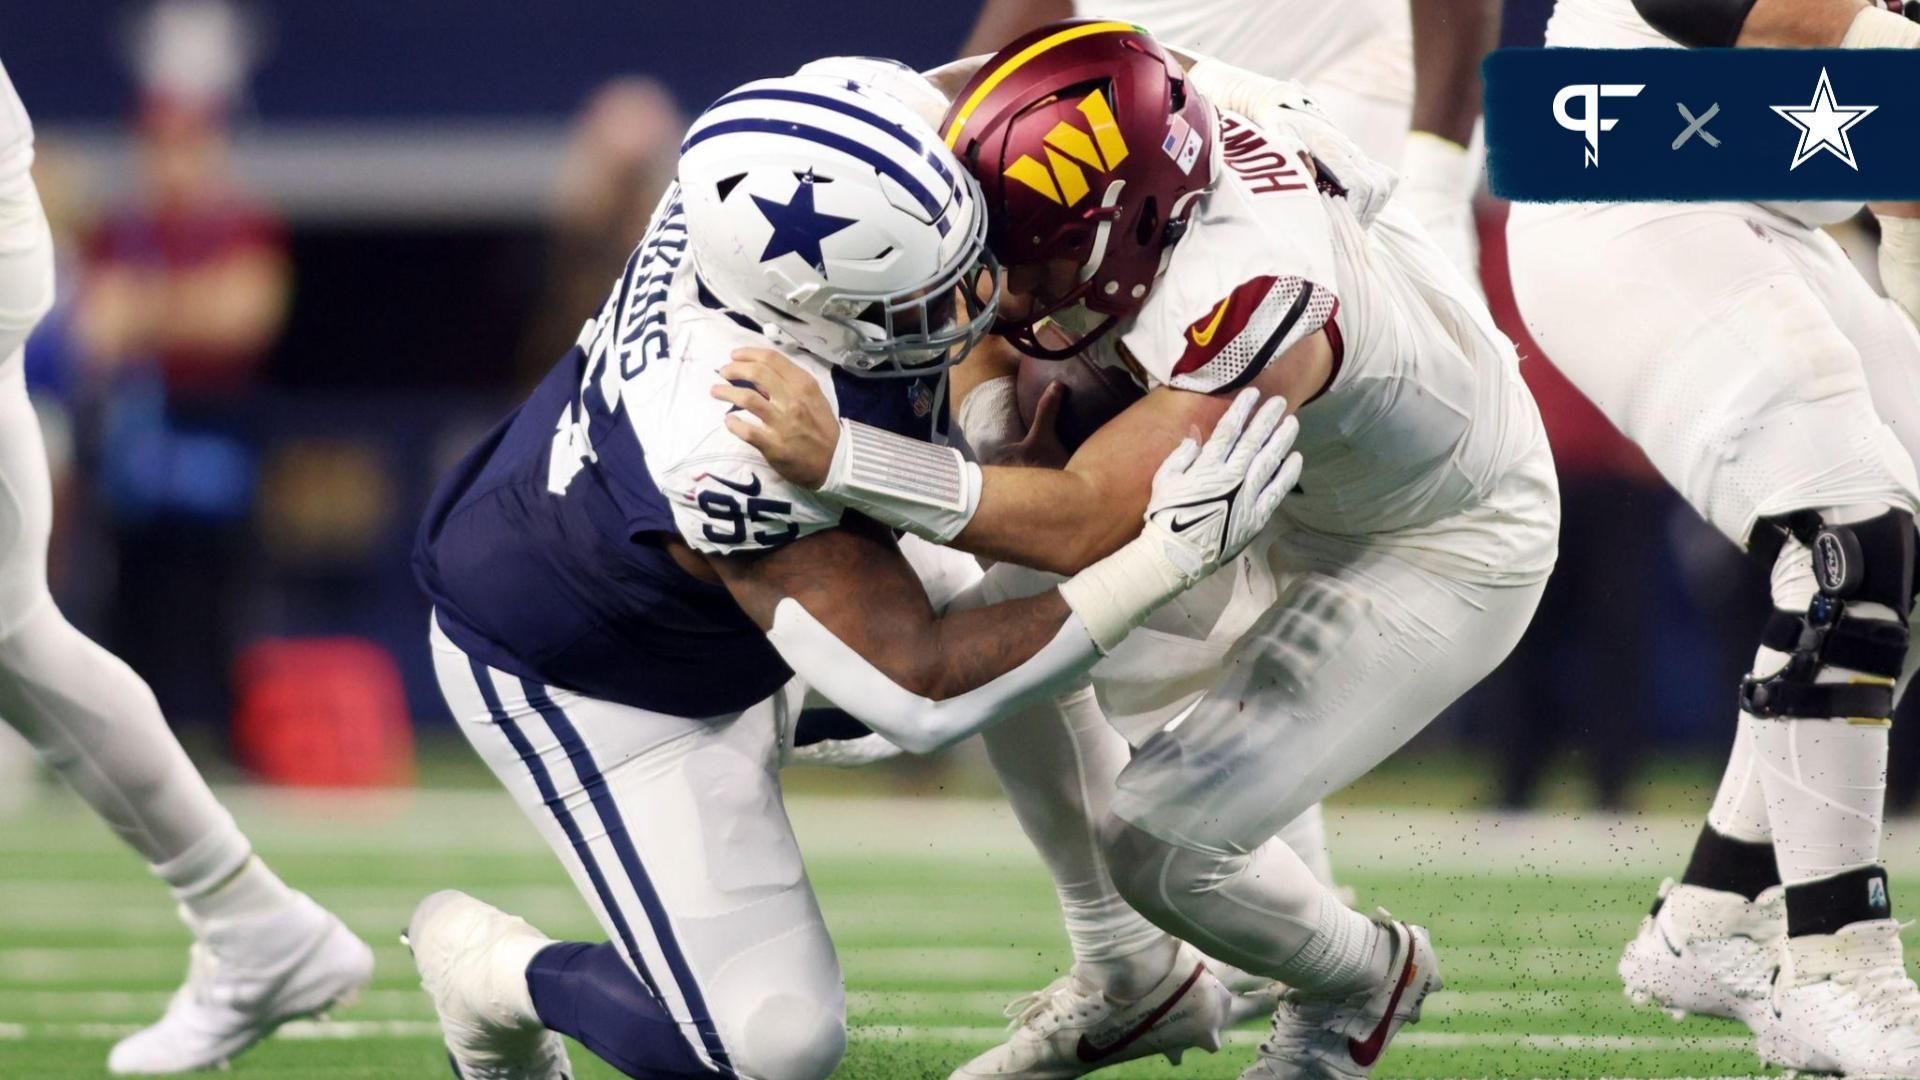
<box><xmin>817</xmin><ymin>196</ymin><xmax>1003</xmax><ymax>377</ymax></box>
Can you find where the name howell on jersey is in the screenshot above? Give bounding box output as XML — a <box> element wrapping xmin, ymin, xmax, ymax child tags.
<box><xmin>1217</xmin><ymin>113</ymin><xmax>1313</xmax><ymax>195</ymax></box>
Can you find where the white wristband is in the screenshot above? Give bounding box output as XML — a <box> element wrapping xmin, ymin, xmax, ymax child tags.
<box><xmin>1844</xmin><ymin>6</ymin><xmax>1920</xmax><ymax>48</ymax></box>
<box><xmin>819</xmin><ymin>419</ymin><xmax>983</xmax><ymax>543</ymax></box>
<box><xmin>1056</xmin><ymin>530</ymin><xmax>1192</xmax><ymax>654</ymax></box>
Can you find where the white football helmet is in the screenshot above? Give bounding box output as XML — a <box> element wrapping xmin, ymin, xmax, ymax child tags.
<box><xmin>793</xmin><ymin>56</ymin><xmax>949</xmax><ymax>128</ymax></box>
<box><xmin>678</xmin><ymin>69</ymin><xmax>998</xmax><ymax>377</ymax></box>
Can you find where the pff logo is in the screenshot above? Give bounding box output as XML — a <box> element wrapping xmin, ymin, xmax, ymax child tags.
<box><xmin>1553</xmin><ymin>83</ymin><xmax>1645</xmax><ymax>167</ymax></box>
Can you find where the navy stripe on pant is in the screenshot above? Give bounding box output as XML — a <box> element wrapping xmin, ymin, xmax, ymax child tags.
<box><xmin>523</xmin><ymin>680</ymin><xmax>736</xmax><ymax>1075</ymax></box>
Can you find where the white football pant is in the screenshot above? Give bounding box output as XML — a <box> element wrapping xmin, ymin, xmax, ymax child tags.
<box><xmin>430</xmin><ymin>615</ymin><xmax>846</xmax><ymax>1080</ymax></box>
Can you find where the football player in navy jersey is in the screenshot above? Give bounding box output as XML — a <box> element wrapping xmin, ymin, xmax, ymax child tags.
<box><xmin>406</xmin><ymin>60</ymin><xmax>1301</xmax><ymax>1080</ymax></box>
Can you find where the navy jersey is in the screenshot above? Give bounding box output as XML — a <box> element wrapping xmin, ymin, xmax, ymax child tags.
<box><xmin>415</xmin><ymin>188</ymin><xmax>944</xmax><ymax>717</ymax></box>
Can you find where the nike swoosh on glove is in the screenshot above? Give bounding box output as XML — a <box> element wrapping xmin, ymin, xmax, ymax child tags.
<box><xmin>1141</xmin><ymin>387</ymin><xmax>1302</xmax><ymax>587</ymax></box>
<box><xmin>1058</xmin><ymin>388</ymin><xmax>1301</xmax><ymax>653</ymax></box>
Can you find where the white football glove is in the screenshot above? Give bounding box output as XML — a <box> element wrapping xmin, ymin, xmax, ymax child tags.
<box><xmin>1059</xmin><ymin>388</ymin><xmax>1302</xmax><ymax>652</ymax></box>
<box><xmin>1142</xmin><ymin>387</ymin><xmax>1301</xmax><ymax>581</ymax></box>
<box><xmin>1879</xmin><ymin>213</ymin><xmax>1920</xmax><ymax>331</ymax></box>
<box><xmin>1185</xmin><ymin>56</ymin><xmax>1399</xmax><ymax>226</ymax></box>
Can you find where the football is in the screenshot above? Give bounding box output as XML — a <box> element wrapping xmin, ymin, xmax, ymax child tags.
<box><xmin>1013</xmin><ymin>348</ymin><xmax>1145</xmax><ymax>453</ymax></box>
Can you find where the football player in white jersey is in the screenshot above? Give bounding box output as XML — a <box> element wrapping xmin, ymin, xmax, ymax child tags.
<box><xmin>0</xmin><ymin>60</ymin><xmax>372</xmax><ymax>1075</ymax></box>
<box><xmin>1505</xmin><ymin>0</ymin><xmax>1920</xmax><ymax>1074</ymax></box>
<box><xmin>724</xmin><ymin>23</ymin><xmax>1559</xmax><ymax>1078</ymax></box>
<box><xmin>941</xmin><ymin>1</ymin><xmax>1496</xmax><ymax>1016</ymax></box>
<box><xmin>407</xmin><ymin>60</ymin><xmax>1299</xmax><ymax>1080</ymax></box>
<box><xmin>959</xmin><ymin>0</ymin><xmax>1498</xmax><ymax>282</ymax></box>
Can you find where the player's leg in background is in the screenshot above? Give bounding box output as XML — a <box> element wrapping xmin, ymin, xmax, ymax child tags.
<box><xmin>981</xmin><ymin>683</ymin><xmax>1175</xmax><ymax>999</ymax></box>
<box><xmin>1508</xmin><ymin>209</ymin><xmax>1789</xmax><ymax>991</ymax></box>
<box><xmin>427</xmin><ymin>617</ymin><xmax>845</xmax><ymax>1080</ymax></box>
<box><xmin>1510</xmin><ymin>202</ymin><xmax>1920</xmax><ymax>1063</ymax></box>
<box><xmin>0</xmin><ymin>131</ymin><xmax>369</xmax><ymax>1075</ymax></box>
<box><xmin>952</xmin><ymin>562</ymin><xmax>1228</xmax><ymax>1079</ymax></box>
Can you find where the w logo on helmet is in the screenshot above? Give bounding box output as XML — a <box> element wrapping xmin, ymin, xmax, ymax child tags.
<box><xmin>1004</xmin><ymin>90</ymin><xmax>1130</xmax><ymax>206</ymax></box>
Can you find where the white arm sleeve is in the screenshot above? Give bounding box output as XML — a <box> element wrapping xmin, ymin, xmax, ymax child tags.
<box><xmin>763</xmin><ymin>596</ymin><xmax>1099</xmax><ymax>755</ymax></box>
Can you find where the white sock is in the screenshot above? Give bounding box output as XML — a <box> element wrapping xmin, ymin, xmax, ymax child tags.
<box><xmin>177</xmin><ymin>855</ymin><xmax>299</xmax><ymax>928</ymax></box>
<box><xmin>0</xmin><ymin>590</ymin><xmax>253</xmax><ymax>877</ymax></box>
<box><xmin>1078</xmin><ymin>934</ymin><xmax>1180</xmax><ymax>1002</ymax></box>
<box><xmin>982</xmin><ymin>683</ymin><xmax>1174</xmax><ymax>995</ymax></box>
<box><xmin>1286</xmin><ymin>890</ymin><xmax>1393</xmax><ymax>997</ymax></box>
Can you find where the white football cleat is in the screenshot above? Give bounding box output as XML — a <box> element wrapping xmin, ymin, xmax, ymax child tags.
<box><xmin>1240</xmin><ymin>915</ymin><xmax>1441</xmax><ymax>1080</ymax></box>
<box><xmin>407</xmin><ymin>890</ymin><xmax>573</xmax><ymax>1080</ymax></box>
<box><xmin>948</xmin><ymin>942</ymin><xmax>1232</xmax><ymax>1078</ymax></box>
<box><xmin>1756</xmin><ymin>920</ymin><xmax>1920</xmax><ymax>1077</ymax></box>
<box><xmin>108</xmin><ymin>892</ymin><xmax>373</xmax><ymax>1074</ymax></box>
<box><xmin>1618</xmin><ymin>878</ymin><xmax>1783</xmax><ymax>1024</ymax></box>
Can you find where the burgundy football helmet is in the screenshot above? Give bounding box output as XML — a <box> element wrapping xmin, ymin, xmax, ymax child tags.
<box><xmin>942</xmin><ymin>19</ymin><xmax>1216</xmax><ymax>358</ymax></box>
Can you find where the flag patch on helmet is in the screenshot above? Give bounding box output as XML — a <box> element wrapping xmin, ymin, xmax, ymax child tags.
<box><xmin>1161</xmin><ymin>113</ymin><xmax>1202</xmax><ymax>175</ymax></box>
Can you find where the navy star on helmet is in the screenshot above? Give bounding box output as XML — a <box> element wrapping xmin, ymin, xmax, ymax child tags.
<box><xmin>752</xmin><ymin>179</ymin><xmax>855</xmax><ymax>273</ymax></box>
<box><xmin>677</xmin><ymin>61</ymin><xmax>999</xmax><ymax>377</ymax></box>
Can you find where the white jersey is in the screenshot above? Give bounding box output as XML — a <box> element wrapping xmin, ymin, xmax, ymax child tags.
<box><xmin>1075</xmin><ymin>110</ymin><xmax>1556</xmax><ymax>586</ymax></box>
<box><xmin>0</xmin><ymin>61</ymin><xmax>32</xmax><ymax>183</ymax></box>
<box><xmin>1076</xmin><ymin>0</ymin><xmax>1411</xmax><ymax>104</ymax></box>
<box><xmin>1544</xmin><ymin>0</ymin><xmax>1863</xmax><ymax>227</ymax></box>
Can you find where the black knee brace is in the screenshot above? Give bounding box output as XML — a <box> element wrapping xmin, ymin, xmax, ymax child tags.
<box><xmin>1740</xmin><ymin>510</ymin><xmax>1917</xmax><ymax>721</ymax></box>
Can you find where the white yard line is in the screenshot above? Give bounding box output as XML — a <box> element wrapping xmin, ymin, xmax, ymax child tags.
<box><xmin>0</xmin><ymin>1019</ymin><xmax>1760</xmax><ymax>1054</ymax></box>
<box><xmin>846</xmin><ymin>1026</ymin><xmax>1758</xmax><ymax>1053</ymax></box>
<box><xmin>7</xmin><ymin>787</ymin><xmax>1920</xmax><ymax>875</ymax></box>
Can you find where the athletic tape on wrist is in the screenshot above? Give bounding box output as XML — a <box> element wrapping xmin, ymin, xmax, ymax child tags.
<box><xmin>820</xmin><ymin>419</ymin><xmax>982</xmax><ymax>543</ymax></box>
<box><xmin>1057</xmin><ymin>529</ymin><xmax>1191</xmax><ymax>653</ymax></box>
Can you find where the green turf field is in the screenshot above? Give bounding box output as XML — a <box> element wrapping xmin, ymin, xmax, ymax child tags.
<box><xmin>5</xmin><ymin>785</ymin><xmax>1915</xmax><ymax>1079</ymax></box>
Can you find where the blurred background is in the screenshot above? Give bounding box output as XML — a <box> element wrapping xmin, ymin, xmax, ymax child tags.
<box><xmin>2</xmin><ymin>0</ymin><xmax>1909</xmax><ymax>815</ymax></box>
